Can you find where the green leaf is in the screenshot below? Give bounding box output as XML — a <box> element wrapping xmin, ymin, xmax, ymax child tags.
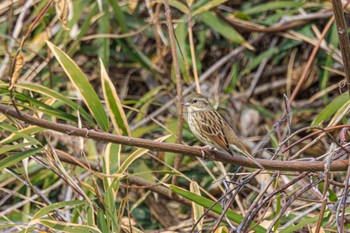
<box><xmin>175</xmin><ymin>22</ymin><xmax>191</xmax><ymax>84</ymax></box>
<box><xmin>279</xmin><ymin>216</ymin><xmax>318</xmax><ymax>233</ymax></box>
<box><xmin>109</xmin><ymin>0</ymin><xmax>159</xmax><ymax>73</ymax></box>
<box><xmin>0</xmin><ymin>147</ymin><xmax>43</xmax><ymax>170</ymax></box>
<box><xmin>311</xmin><ymin>93</ymin><xmax>349</xmax><ymax>126</ymax></box>
<box><xmin>0</xmin><ymin>87</ymin><xmax>78</xmax><ymax>122</ymax></box>
<box><xmin>168</xmin><ymin>0</ymin><xmax>188</xmax><ymax>13</ymax></box>
<box><xmin>117</xmin><ymin>135</ymin><xmax>171</xmax><ymax>174</ymax></box>
<box><xmin>328</xmin><ymin>99</ymin><xmax>350</xmax><ymax>126</ymax></box>
<box><xmin>0</xmin><ymin>124</ymin><xmax>42</xmax><ymax>145</ymax></box>
<box><xmin>130</xmin><ymin>86</ymin><xmax>163</xmax><ymax>123</ymax></box>
<box><xmin>243</xmin><ymin>1</ymin><xmax>304</xmax><ymax>15</ymax></box>
<box><xmin>328</xmin><ymin>188</ymin><xmax>338</xmax><ymax>202</ymax></box>
<box><xmin>68</xmin><ymin>3</ymin><xmax>99</xmax><ymax>55</ymax></box>
<box><xmin>169</xmin><ymin>185</ymin><xmax>266</xmax><ymax>233</ymax></box>
<box><xmin>242</xmin><ymin>47</ymin><xmax>279</xmax><ymax>75</ymax></box>
<box><xmin>34</xmin><ymin>219</ymin><xmax>101</xmax><ymax>233</ymax></box>
<box><xmin>132</xmin><ymin>160</ymin><xmax>155</xmax><ymax>182</ymax></box>
<box><xmin>98</xmin><ymin>1</ymin><xmax>110</xmax><ymax>68</ymax></box>
<box><xmin>0</xmin><ymin>142</ymin><xmax>35</xmax><ymax>154</ymax></box>
<box><xmin>104</xmin><ymin>143</ymin><xmax>121</xmax><ymax>175</ymax></box>
<box><xmin>199</xmin><ymin>12</ymin><xmax>250</xmax><ymax>48</ymax></box>
<box><xmin>192</xmin><ymin>0</ymin><xmax>228</xmax><ymax>16</ymax></box>
<box><xmin>15</xmin><ymin>83</ymin><xmax>94</xmax><ymax>124</ymax></box>
<box><xmin>104</xmin><ymin>186</ymin><xmax>119</xmax><ymax>232</ymax></box>
<box><xmin>47</xmin><ymin>41</ymin><xmax>109</xmax><ymax>131</ymax></box>
<box><xmin>32</xmin><ymin>200</ymin><xmax>86</xmax><ymax>219</ymax></box>
<box><xmin>97</xmin><ymin>208</ymin><xmax>108</xmax><ymax>232</ymax></box>
<box><xmin>87</xmin><ymin>205</ymin><xmax>95</xmax><ymax>227</ymax></box>
<box><xmin>190</xmin><ymin>181</ymin><xmax>204</xmax><ymax>231</ymax></box>
<box><xmin>100</xmin><ymin>59</ymin><xmax>130</xmax><ymax>136</ymax></box>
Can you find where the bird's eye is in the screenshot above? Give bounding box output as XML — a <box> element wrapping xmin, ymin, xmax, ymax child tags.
<box><xmin>193</xmin><ymin>99</ymin><xmax>197</xmax><ymax>103</ymax></box>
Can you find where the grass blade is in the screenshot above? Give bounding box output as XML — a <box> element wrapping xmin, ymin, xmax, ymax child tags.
<box><xmin>100</xmin><ymin>59</ymin><xmax>130</xmax><ymax>136</ymax></box>
<box><xmin>47</xmin><ymin>41</ymin><xmax>110</xmax><ymax>131</ymax></box>
<box><xmin>311</xmin><ymin>93</ymin><xmax>349</xmax><ymax>126</ymax></box>
<box><xmin>0</xmin><ymin>147</ymin><xmax>43</xmax><ymax>170</ymax></box>
<box><xmin>169</xmin><ymin>184</ymin><xmax>267</xmax><ymax>233</ymax></box>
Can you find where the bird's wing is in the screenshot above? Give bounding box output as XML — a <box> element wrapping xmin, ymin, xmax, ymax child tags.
<box><xmin>222</xmin><ymin>124</ymin><xmax>250</xmax><ymax>154</ymax></box>
<box><xmin>197</xmin><ymin>111</ymin><xmax>230</xmax><ymax>151</ymax></box>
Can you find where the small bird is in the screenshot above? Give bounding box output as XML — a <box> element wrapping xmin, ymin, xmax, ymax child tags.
<box><xmin>183</xmin><ymin>93</ymin><xmax>263</xmax><ymax>169</ymax></box>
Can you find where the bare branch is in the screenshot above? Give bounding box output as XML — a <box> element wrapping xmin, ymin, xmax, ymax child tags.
<box><xmin>332</xmin><ymin>0</ymin><xmax>350</xmax><ymax>96</ymax></box>
<box><xmin>1</xmin><ymin>103</ymin><xmax>350</xmax><ymax>172</ymax></box>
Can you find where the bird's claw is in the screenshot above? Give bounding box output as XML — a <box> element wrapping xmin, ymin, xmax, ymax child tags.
<box><xmin>200</xmin><ymin>149</ymin><xmax>205</xmax><ymax>158</ymax></box>
<box><xmin>195</xmin><ymin>145</ymin><xmax>212</xmax><ymax>158</ymax></box>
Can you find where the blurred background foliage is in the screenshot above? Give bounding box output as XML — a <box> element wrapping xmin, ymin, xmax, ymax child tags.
<box><xmin>0</xmin><ymin>0</ymin><xmax>350</xmax><ymax>232</ymax></box>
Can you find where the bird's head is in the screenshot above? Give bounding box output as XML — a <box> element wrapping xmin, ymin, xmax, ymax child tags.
<box><xmin>183</xmin><ymin>93</ymin><xmax>214</xmax><ymax>112</ymax></box>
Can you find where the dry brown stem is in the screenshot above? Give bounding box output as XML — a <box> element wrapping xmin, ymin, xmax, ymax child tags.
<box><xmin>1</xmin><ymin>103</ymin><xmax>350</xmax><ymax>172</ymax></box>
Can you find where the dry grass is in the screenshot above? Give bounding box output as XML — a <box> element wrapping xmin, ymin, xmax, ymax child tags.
<box><xmin>0</xmin><ymin>0</ymin><xmax>350</xmax><ymax>232</ymax></box>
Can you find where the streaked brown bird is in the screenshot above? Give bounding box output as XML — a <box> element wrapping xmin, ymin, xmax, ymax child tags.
<box><xmin>183</xmin><ymin>93</ymin><xmax>263</xmax><ymax>169</ymax></box>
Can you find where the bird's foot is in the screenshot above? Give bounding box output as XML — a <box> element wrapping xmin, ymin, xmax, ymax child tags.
<box><xmin>200</xmin><ymin>149</ymin><xmax>205</xmax><ymax>158</ymax></box>
<box><xmin>195</xmin><ymin>145</ymin><xmax>214</xmax><ymax>158</ymax></box>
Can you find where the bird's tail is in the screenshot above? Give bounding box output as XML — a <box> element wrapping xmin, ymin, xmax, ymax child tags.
<box><xmin>229</xmin><ymin>144</ymin><xmax>264</xmax><ymax>170</ymax></box>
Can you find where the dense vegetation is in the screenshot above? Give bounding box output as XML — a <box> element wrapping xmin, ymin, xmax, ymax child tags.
<box><xmin>0</xmin><ymin>0</ymin><xmax>350</xmax><ymax>232</ymax></box>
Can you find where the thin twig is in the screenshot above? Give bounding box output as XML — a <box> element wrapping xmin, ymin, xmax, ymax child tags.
<box><xmin>187</xmin><ymin>7</ymin><xmax>201</xmax><ymax>93</ymax></box>
<box><xmin>163</xmin><ymin>0</ymin><xmax>183</xmax><ymax>185</ymax></box>
<box><xmin>340</xmin><ymin>148</ymin><xmax>350</xmax><ymax>231</ymax></box>
<box><xmin>331</xmin><ymin>0</ymin><xmax>350</xmax><ymax>96</ymax></box>
<box><xmin>266</xmin><ymin>176</ymin><xmax>323</xmax><ymax>232</ymax></box>
<box><xmin>315</xmin><ymin>145</ymin><xmax>333</xmax><ymax>233</ymax></box>
<box><xmin>242</xmin><ymin>172</ymin><xmax>309</xmax><ymax>231</ymax></box>
<box><xmin>246</xmin><ymin>37</ymin><xmax>277</xmax><ymax>99</ymax></box>
<box><xmin>237</xmin><ymin>174</ymin><xmax>277</xmax><ymax>231</ymax></box>
<box><xmin>55</xmin><ymin>151</ymin><xmax>228</xmax><ymax>223</ymax></box>
<box><xmin>290</xmin><ymin>15</ymin><xmax>334</xmax><ymax>103</ymax></box>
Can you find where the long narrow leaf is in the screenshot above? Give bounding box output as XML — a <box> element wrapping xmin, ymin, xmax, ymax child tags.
<box><xmin>311</xmin><ymin>93</ymin><xmax>349</xmax><ymax>126</ymax></box>
<box><xmin>199</xmin><ymin>12</ymin><xmax>252</xmax><ymax>49</ymax></box>
<box><xmin>47</xmin><ymin>41</ymin><xmax>109</xmax><ymax>131</ymax></box>
<box><xmin>192</xmin><ymin>0</ymin><xmax>228</xmax><ymax>16</ymax></box>
<box><xmin>34</xmin><ymin>219</ymin><xmax>101</xmax><ymax>233</ymax></box>
<box><xmin>190</xmin><ymin>181</ymin><xmax>204</xmax><ymax>231</ymax></box>
<box><xmin>98</xmin><ymin>2</ymin><xmax>110</xmax><ymax>68</ymax></box>
<box><xmin>0</xmin><ymin>124</ymin><xmax>42</xmax><ymax>145</ymax></box>
<box><xmin>170</xmin><ymin>185</ymin><xmax>266</xmax><ymax>233</ymax></box>
<box><xmin>32</xmin><ymin>200</ymin><xmax>85</xmax><ymax>219</ymax></box>
<box><xmin>109</xmin><ymin>0</ymin><xmax>159</xmax><ymax>72</ymax></box>
<box><xmin>15</xmin><ymin>83</ymin><xmax>94</xmax><ymax>124</ymax></box>
<box><xmin>0</xmin><ymin>142</ymin><xmax>35</xmax><ymax>154</ymax></box>
<box><xmin>100</xmin><ymin>59</ymin><xmax>130</xmax><ymax>136</ymax></box>
<box><xmin>0</xmin><ymin>147</ymin><xmax>43</xmax><ymax>170</ymax></box>
<box><xmin>117</xmin><ymin>135</ymin><xmax>171</xmax><ymax>174</ymax></box>
<box><xmin>243</xmin><ymin>1</ymin><xmax>304</xmax><ymax>15</ymax></box>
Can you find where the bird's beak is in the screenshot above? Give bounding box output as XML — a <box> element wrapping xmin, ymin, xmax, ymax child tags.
<box><xmin>182</xmin><ymin>100</ymin><xmax>190</xmax><ymax>106</ymax></box>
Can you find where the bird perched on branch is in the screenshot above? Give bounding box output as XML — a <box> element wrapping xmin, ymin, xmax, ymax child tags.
<box><xmin>183</xmin><ymin>93</ymin><xmax>264</xmax><ymax>169</ymax></box>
